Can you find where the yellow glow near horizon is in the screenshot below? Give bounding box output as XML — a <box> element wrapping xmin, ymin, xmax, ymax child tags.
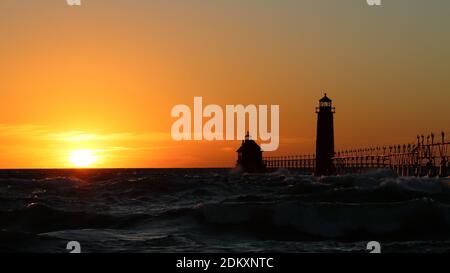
<box><xmin>1</xmin><ymin>2</ymin><xmax>450</xmax><ymax>168</ymax></box>
<box><xmin>69</xmin><ymin>149</ymin><xmax>97</xmax><ymax>168</ymax></box>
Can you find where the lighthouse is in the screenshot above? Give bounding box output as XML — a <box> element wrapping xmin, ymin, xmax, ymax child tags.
<box><xmin>236</xmin><ymin>132</ymin><xmax>265</xmax><ymax>172</ymax></box>
<box><xmin>315</xmin><ymin>93</ymin><xmax>335</xmax><ymax>176</ymax></box>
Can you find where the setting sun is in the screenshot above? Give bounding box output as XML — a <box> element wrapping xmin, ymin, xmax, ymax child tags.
<box><xmin>69</xmin><ymin>149</ymin><xmax>97</xmax><ymax>168</ymax></box>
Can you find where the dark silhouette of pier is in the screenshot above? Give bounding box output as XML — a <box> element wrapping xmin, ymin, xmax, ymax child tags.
<box><xmin>263</xmin><ymin>133</ymin><xmax>449</xmax><ymax>177</ymax></box>
<box><xmin>237</xmin><ymin>94</ymin><xmax>449</xmax><ymax>177</ymax></box>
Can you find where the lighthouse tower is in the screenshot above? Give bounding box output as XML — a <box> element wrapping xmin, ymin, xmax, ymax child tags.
<box><xmin>236</xmin><ymin>132</ymin><xmax>265</xmax><ymax>172</ymax></box>
<box><xmin>315</xmin><ymin>93</ymin><xmax>335</xmax><ymax>176</ymax></box>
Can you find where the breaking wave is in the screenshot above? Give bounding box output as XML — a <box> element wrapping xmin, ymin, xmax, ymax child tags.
<box><xmin>195</xmin><ymin>198</ymin><xmax>450</xmax><ymax>240</ymax></box>
<box><xmin>1</xmin><ymin>168</ymin><xmax>450</xmax><ymax>252</ymax></box>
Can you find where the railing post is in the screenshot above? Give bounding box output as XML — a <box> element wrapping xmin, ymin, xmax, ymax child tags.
<box><xmin>440</xmin><ymin>157</ymin><xmax>448</xmax><ymax>177</ymax></box>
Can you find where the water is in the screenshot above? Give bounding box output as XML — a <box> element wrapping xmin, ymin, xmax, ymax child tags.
<box><xmin>1</xmin><ymin>168</ymin><xmax>450</xmax><ymax>253</ymax></box>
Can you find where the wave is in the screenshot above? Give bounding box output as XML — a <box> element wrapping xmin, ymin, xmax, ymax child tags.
<box><xmin>280</xmin><ymin>171</ymin><xmax>450</xmax><ymax>204</ymax></box>
<box><xmin>194</xmin><ymin>198</ymin><xmax>450</xmax><ymax>240</ymax></box>
<box><xmin>0</xmin><ymin>177</ymin><xmax>87</xmax><ymax>191</ymax></box>
<box><xmin>0</xmin><ymin>203</ymin><xmax>149</xmax><ymax>234</ymax></box>
<box><xmin>2</xmin><ymin>169</ymin><xmax>450</xmax><ymax>244</ymax></box>
<box><xmin>0</xmin><ymin>230</ymin><xmax>67</xmax><ymax>253</ymax></box>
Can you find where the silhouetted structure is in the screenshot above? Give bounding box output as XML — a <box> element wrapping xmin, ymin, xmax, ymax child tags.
<box><xmin>315</xmin><ymin>93</ymin><xmax>335</xmax><ymax>176</ymax></box>
<box><xmin>236</xmin><ymin>132</ymin><xmax>265</xmax><ymax>172</ymax></box>
<box><xmin>263</xmin><ymin>131</ymin><xmax>449</xmax><ymax>177</ymax></box>
<box><xmin>251</xmin><ymin>95</ymin><xmax>449</xmax><ymax>177</ymax></box>
<box><xmin>333</xmin><ymin>132</ymin><xmax>450</xmax><ymax>177</ymax></box>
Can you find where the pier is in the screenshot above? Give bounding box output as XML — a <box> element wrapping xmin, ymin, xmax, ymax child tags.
<box><xmin>263</xmin><ymin>132</ymin><xmax>449</xmax><ymax>177</ymax></box>
<box><xmin>238</xmin><ymin>94</ymin><xmax>449</xmax><ymax>177</ymax></box>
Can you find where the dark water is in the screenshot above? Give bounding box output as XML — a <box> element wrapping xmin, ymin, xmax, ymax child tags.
<box><xmin>1</xmin><ymin>168</ymin><xmax>450</xmax><ymax>253</ymax></box>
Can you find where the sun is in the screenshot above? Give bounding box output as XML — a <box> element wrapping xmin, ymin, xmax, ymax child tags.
<box><xmin>69</xmin><ymin>149</ymin><xmax>97</xmax><ymax>168</ymax></box>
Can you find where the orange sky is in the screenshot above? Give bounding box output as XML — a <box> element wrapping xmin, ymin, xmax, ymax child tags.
<box><xmin>0</xmin><ymin>0</ymin><xmax>449</xmax><ymax>168</ymax></box>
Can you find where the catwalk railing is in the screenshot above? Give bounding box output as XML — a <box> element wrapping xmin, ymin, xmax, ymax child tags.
<box><xmin>263</xmin><ymin>132</ymin><xmax>450</xmax><ymax>177</ymax></box>
<box><xmin>263</xmin><ymin>154</ymin><xmax>316</xmax><ymax>171</ymax></box>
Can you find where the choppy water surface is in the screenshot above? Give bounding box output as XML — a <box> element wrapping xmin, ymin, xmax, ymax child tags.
<box><xmin>1</xmin><ymin>168</ymin><xmax>450</xmax><ymax>253</ymax></box>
